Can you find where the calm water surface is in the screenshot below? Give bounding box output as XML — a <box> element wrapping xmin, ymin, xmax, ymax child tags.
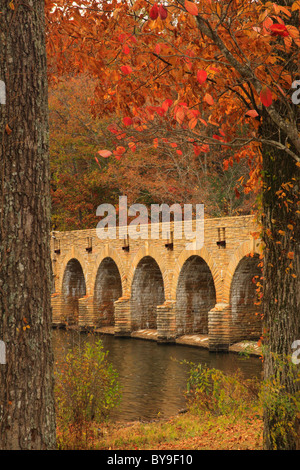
<box><xmin>52</xmin><ymin>329</ymin><xmax>262</xmax><ymax>422</ymax></box>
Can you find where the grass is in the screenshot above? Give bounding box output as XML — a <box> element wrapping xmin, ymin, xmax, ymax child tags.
<box><xmin>55</xmin><ymin>352</ymin><xmax>264</xmax><ymax>450</ymax></box>
<box><xmin>60</xmin><ymin>409</ymin><xmax>263</xmax><ymax>450</ymax></box>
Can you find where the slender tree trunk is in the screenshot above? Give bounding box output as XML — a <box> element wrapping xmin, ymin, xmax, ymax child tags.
<box><xmin>0</xmin><ymin>1</ymin><xmax>56</xmax><ymax>449</ymax></box>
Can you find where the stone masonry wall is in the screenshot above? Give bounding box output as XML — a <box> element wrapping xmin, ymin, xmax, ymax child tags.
<box><xmin>51</xmin><ymin>214</ymin><xmax>262</xmax><ymax>350</ymax></box>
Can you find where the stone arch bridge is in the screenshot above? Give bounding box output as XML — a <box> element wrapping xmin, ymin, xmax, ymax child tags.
<box><xmin>51</xmin><ymin>215</ymin><xmax>262</xmax><ymax>352</ymax></box>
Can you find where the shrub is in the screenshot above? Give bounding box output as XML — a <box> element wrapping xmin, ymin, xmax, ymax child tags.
<box><xmin>186</xmin><ymin>363</ymin><xmax>260</xmax><ymax>417</ymax></box>
<box><xmin>54</xmin><ymin>338</ymin><xmax>121</xmax><ymax>449</ymax></box>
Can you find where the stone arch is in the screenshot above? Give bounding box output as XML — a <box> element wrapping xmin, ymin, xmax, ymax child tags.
<box><xmin>175</xmin><ymin>255</ymin><xmax>217</xmax><ymax>336</ymax></box>
<box><xmin>171</xmin><ymin>246</ymin><xmax>221</xmax><ymax>301</ymax></box>
<box><xmin>128</xmin><ymin>246</ymin><xmax>170</xmax><ymax>299</ymax></box>
<box><xmin>61</xmin><ymin>258</ymin><xmax>86</xmax><ymax>324</ymax></box>
<box><xmin>93</xmin><ymin>257</ymin><xmax>123</xmax><ymax>327</ymax></box>
<box><xmin>130</xmin><ymin>255</ymin><xmax>165</xmax><ymax>331</ymax></box>
<box><xmin>90</xmin><ymin>245</ymin><xmax>127</xmax><ymax>296</ymax></box>
<box><xmin>229</xmin><ymin>253</ymin><xmax>262</xmax><ymax>343</ymax></box>
<box><xmin>223</xmin><ymin>238</ymin><xmax>262</xmax><ymax>303</ymax></box>
<box><xmin>58</xmin><ymin>250</ymin><xmax>88</xmax><ymax>294</ymax></box>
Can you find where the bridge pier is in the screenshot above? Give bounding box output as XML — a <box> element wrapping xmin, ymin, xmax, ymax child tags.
<box><xmin>78</xmin><ymin>295</ymin><xmax>94</xmax><ymax>329</ymax></box>
<box><xmin>208</xmin><ymin>303</ymin><xmax>231</xmax><ymax>352</ymax></box>
<box><xmin>157</xmin><ymin>301</ymin><xmax>176</xmax><ymax>343</ymax></box>
<box><xmin>114</xmin><ymin>297</ymin><xmax>131</xmax><ymax>337</ymax></box>
<box><xmin>51</xmin><ymin>293</ymin><xmax>64</xmax><ymax>327</ymax></box>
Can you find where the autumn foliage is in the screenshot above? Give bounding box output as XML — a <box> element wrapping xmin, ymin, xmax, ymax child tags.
<box><xmin>46</xmin><ymin>0</ymin><xmax>300</xmax><ymax>449</ymax></box>
<box><xmin>47</xmin><ymin>0</ymin><xmax>300</xmax><ymax>170</ymax></box>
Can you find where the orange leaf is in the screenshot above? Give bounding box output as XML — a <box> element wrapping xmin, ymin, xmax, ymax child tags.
<box><xmin>128</xmin><ymin>142</ymin><xmax>136</xmax><ymax>152</ymax></box>
<box><xmin>185</xmin><ymin>0</ymin><xmax>198</xmax><ymax>16</ymax></box>
<box><xmin>204</xmin><ymin>93</ymin><xmax>214</xmax><ymax>106</ymax></box>
<box><xmin>288</xmin><ymin>251</ymin><xmax>294</xmax><ymax>259</ymax></box>
<box><xmin>223</xmin><ymin>159</ymin><xmax>229</xmax><ymax>170</ymax></box>
<box><xmin>154</xmin><ymin>43</ymin><xmax>161</xmax><ymax>54</ymax></box>
<box><xmin>246</xmin><ymin>109</ymin><xmax>259</xmax><ymax>118</ymax></box>
<box><xmin>5</xmin><ymin>124</ymin><xmax>12</xmax><ymax>135</ymax></box>
<box><xmin>162</xmin><ymin>98</ymin><xmax>173</xmax><ymax>111</ymax></box>
<box><xmin>98</xmin><ymin>150</ymin><xmax>112</xmax><ymax>158</ymax></box>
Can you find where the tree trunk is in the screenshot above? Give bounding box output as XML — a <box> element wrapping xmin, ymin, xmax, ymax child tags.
<box><xmin>261</xmin><ymin>116</ymin><xmax>300</xmax><ymax>450</ymax></box>
<box><xmin>0</xmin><ymin>1</ymin><xmax>56</xmax><ymax>449</ymax></box>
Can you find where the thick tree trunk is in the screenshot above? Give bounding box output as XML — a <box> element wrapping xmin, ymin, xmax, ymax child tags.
<box><xmin>261</xmin><ymin>120</ymin><xmax>300</xmax><ymax>450</ymax></box>
<box><xmin>0</xmin><ymin>2</ymin><xmax>56</xmax><ymax>449</ymax></box>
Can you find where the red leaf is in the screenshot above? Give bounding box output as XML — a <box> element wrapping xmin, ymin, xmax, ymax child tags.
<box><xmin>185</xmin><ymin>0</ymin><xmax>198</xmax><ymax>16</ymax></box>
<box><xmin>196</xmin><ymin>69</ymin><xmax>207</xmax><ymax>84</ymax></box>
<box><xmin>193</xmin><ymin>145</ymin><xmax>201</xmax><ymax>157</ymax></box>
<box><xmin>162</xmin><ymin>98</ymin><xmax>173</xmax><ymax>111</ymax></box>
<box><xmin>123</xmin><ymin>117</ymin><xmax>133</xmax><ymax>126</ymax></box>
<box><xmin>213</xmin><ymin>134</ymin><xmax>224</xmax><ymax>141</ymax></box>
<box><xmin>95</xmin><ymin>156</ymin><xmax>101</xmax><ymax>168</ymax></box>
<box><xmin>270</xmin><ymin>23</ymin><xmax>289</xmax><ymax>37</ymax></box>
<box><xmin>149</xmin><ymin>3</ymin><xmax>159</xmax><ymax>20</ymax></box>
<box><xmin>234</xmin><ymin>187</ymin><xmax>240</xmax><ymax>199</ymax></box>
<box><xmin>260</xmin><ymin>87</ymin><xmax>272</xmax><ymax>107</ymax></box>
<box><xmin>123</xmin><ymin>44</ymin><xmax>130</xmax><ymax>55</ymax></box>
<box><xmin>158</xmin><ymin>5</ymin><xmax>168</xmax><ymax>20</ymax></box>
<box><xmin>121</xmin><ymin>65</ymin><xmax>132</xmax><ymax>75</ymax></box>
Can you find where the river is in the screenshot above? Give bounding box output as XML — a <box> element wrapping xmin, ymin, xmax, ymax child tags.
<box><xmin>52</xmin><ymin>329</ymin><xmax>262</xmax><ymax>423</ymax></box>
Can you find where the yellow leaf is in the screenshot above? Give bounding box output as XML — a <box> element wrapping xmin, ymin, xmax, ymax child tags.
<box><xmin>292</xmin><ymin>0</ymin><xmax>300</xmax><ymax>11</ymax></box>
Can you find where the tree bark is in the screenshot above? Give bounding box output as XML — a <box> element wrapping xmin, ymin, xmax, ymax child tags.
<box><xmin>0</xmin><ymin>1</ymin><xmax>56</xmax><ymax>449</ymax></box>
<box><xmin>261</xmin><ymin>106</ymin><xmax>300</xmax><ymax>451</ymax></box>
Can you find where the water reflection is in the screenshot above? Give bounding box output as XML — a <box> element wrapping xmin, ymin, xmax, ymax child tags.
<box><xmin>52</xmin><ymin>329</ymin><xmax>262</xmax><ymax>422</ymax></box>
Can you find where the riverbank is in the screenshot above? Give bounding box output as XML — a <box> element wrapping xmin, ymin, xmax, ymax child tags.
<box><xmin>56</xmin><ymin>410</ymin><xmax>263</xmax><ymax>450</ymax></box>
